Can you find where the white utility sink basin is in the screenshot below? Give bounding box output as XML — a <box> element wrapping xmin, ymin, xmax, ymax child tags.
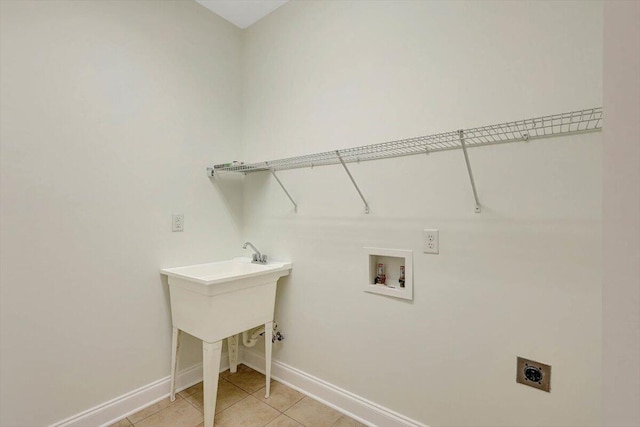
<box><xmin>161</xmin><ymin>257</ymin><xmax>292</xmax><ymax>286</ymax></box>
<box><xmin>161</xmin><ymin>257</ymin><xmax>291</xmax><ymax>427</ymax></box>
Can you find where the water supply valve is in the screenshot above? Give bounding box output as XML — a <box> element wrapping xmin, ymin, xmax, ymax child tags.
<box><xmin>273</xmin><ymin>331</ymin><xmax>284</xmax><ymax>342</ymax></box>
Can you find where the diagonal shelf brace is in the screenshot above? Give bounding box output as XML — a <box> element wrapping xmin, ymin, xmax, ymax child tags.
<box><xmin>336</xmin><ymin>150</ymin><xmax>370</xmax><ymax>214</ymax></box>
<box><xmin>269</xmin><ymin>168</ymin><xmax>298</xmax><ymax>212</ymax></box>
<box><xmin>459</xmin><ymin>130</ymin><xmax>481</xmax><ymax>213</ymax></box>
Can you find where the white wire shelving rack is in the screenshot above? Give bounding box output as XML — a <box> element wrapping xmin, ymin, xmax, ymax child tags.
<box><xmin>208</xmin><ymin>106</ymin><xmax>603</xmax><ymax>214</ymax></box>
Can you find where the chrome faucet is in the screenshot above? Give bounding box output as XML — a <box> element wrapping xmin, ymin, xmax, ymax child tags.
<box><xmin>242</xmin><ymin>242</ymin><xmax>268</xmax><ymax>264</ymax></box>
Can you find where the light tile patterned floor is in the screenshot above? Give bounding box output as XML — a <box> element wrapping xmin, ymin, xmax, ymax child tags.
<box><xmin>109</xmin><ymin>365</ymin><xmax>365</xmax><ymax>427</ymax></box>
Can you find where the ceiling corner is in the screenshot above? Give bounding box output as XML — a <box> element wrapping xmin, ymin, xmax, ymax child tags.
<box><xmin>194</xmin><ymin>0</ymin><xmax>289</xmax><ymax>29</ymax></box>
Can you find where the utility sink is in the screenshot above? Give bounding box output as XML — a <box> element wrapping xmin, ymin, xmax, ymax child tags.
<box><xmin>161</xmin><ymin>257</ymin><xmax>292</xmax><ymax>286</ymax></box>
<box><xmin>161</xmin><ymin>257</ymin><xmax>291</xmax><ymax>341</ymax></box>
<box><xmin>161</xmin><ymin>257</ymin><xmax>291</xmax><ymax>427</ymax></box>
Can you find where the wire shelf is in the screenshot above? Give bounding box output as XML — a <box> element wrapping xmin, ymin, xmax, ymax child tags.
<box><xmin>212</xmin><ymin>106</ymin><xmax>602</xmax><ymax>175</ymax></box>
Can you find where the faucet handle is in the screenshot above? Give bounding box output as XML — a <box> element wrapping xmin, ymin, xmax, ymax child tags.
<box><xmin>261</xmin><ymin>254</ymin><xmax>268</xmax><ymax>263</ymax></box>
<box><xmin>252</xmin><ymin>253</ymin><xmax>258</xmax><ymax>262</ymax></box>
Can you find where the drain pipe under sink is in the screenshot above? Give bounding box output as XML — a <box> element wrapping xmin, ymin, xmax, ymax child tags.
<box><xmin>242</xmin><ymin>321</ymin><xmax>283</xmax><ymax>347</ymax></box>
<box><xmin>242</xmin><ymin>326</ymin><xmax>264</xmax><ymax>348</ymax></box>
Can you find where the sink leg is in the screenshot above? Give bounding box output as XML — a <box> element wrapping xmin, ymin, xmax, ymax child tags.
<box><xmin>203</xmin><ymin>340</ymin><xmax>222</xmax><ymax>427</ymax></box>
<box><xmin>170</xmin><ymin>327</ymin><xmax>181</xmax><ymax>402</ymax></box>
<box><xmin>228</xmin><ymin>334</ymin><xmax>239</xmax><ymax>373</ymax></box>
<box><xmin>265</xmin><ymin>321</ymin><xmax>273</xmax><ymax>398</ymax></box>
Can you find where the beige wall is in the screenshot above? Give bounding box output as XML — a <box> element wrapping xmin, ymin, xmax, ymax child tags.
<box><xmin>241</xmin><ymin>1</ymin><xmax>603</xmax><ymax>426</ymax></box>
<box><xmin>0</xmin><ymin>1</ymin><xmax>243</xmax><ymax>425</ymax></box>
<box><xmin>603</xmin><ymin>2</ymin><xmax>640</xmax><ymax>426</ymax></box>
<box><xmin>3</xmin><ymin>1</ymin><xmax>630</xmax><ymax>426</ymax></box>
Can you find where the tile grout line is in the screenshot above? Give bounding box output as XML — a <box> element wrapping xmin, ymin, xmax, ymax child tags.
<box><xmin>126</xmin><ymin>394</ymin><xmax>185</xmax><ymax>426</ymax></box>
<box><xmin>176</xmin><ymin>375</ymin><xmax>263</xmax><ymax>420</ymax></box>
<box><xmin>181</xmin><ymin>393</ymin><xmax>203</xmax><ymax>414</ymax></box>
<box><xmin>181</xmin><ymin>376</ymin><xmax>240</xmax><ymax>413</ymax></box>
<box><xmin>217</xmin><ymin>394</ymin><xmax>272</xmax><ymax>427</ymax></box>
<box><xmin>113</xmin><ymin>367</ymin><xmax>362</xmax><ymax>427</ymax></box>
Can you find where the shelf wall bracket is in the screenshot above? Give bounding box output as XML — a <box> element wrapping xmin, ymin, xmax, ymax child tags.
<box><xmin>459</xmin><ymin>130</ymin><xmax>481</xmax><ymax>213</ymax></box>
<box><xmin>336</xmin><ymin>150</ymin><xmax>370</xmax><ymax>214</ymax></box>
<box><xmin>269</xmin><ymin>168</ymin><xmax>298</xmax><ymax>212</ymax></box>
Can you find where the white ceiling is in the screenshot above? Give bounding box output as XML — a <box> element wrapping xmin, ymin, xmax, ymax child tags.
<box><xmin>195</xmin><ymin>0</ymin><xmax>289</xmax><ymax>29</ymax></box>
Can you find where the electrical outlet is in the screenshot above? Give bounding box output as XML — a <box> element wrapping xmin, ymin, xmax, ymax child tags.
<box><xmin>423</xmin><ymin>229</ymin><xmax>439</xmax><ymax>254</ymax></box>
<box><xmin>172</xmin><ymin>214</ymin><xmax>184</xmax><ymax>232</ymax></box>
<box><xmin>516</xmin><ymin>357</ymin><xmax>551</xmax><ymax>392</ymax></box>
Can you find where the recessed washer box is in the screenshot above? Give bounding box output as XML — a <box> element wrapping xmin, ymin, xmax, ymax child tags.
<box><xmin>364</xmin><ymin>247</ymin><xmax>413</xmax><ymax>300</ymax></box>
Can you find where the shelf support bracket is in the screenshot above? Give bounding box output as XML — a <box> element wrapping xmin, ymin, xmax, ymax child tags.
<box><xmin>459</xmin><ymin>130</ymin><xmax>481</xmax><ymax>213</ymax></box>
<box><xmin>269</xmin><ymin>168</ymin><xmax>298</xmax><ymax>212</ymax></box>
<box><xmin>336</xmin><ymin>150</ymin><xmax>370</xmax><ymax>214</ymax></box>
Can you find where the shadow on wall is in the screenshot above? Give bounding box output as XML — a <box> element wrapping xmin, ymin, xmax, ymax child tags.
<box><xmin>209</xmin><ymin>173</ymin><xmax>245</xmax><ymax>229</ymax></box>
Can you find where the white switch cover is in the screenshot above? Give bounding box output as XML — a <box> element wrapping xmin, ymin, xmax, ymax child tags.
<box><xmin>423</xmin><ymin>229</ymin><xmax>439</xmax><ymax>254</ymax></box>
<box><xmin>172</xmin><ymin>214</ymin><xmax>184</xmax><ymax>232</ymax></box>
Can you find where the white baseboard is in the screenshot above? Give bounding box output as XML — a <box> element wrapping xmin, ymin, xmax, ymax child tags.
<box><xmin>241</xmin><ymin>349</ymin><xmax>428</xmax><ymax>427</ymax></box>
<box><xmin>49</xmin><ymin>351</ymin><xmax>229</xmax><ymax>427</ymax></box>
<box><xmin>50</xmin><ymin>348</ymin><xmax>426</xmax><ymax>427</ymax></box>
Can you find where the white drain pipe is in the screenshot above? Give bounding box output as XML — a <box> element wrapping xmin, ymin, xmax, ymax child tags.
<box><xmin>242</xmin><ymin>321</ymin><xmax>281</xmax><ymax>347</ymax></box>
<box><xmin>242</xmin><ymin>326</ymin><xmax>265</xmax><ymax>348</ymax></box>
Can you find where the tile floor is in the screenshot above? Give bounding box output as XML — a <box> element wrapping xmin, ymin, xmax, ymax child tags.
<box><xmin>109</xmin><ymin>365</ymin><xmax>365</xmax><ymax>427</ymax></box>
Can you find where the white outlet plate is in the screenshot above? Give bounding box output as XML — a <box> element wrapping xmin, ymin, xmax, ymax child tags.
<box><xmin>423</xmin><ymin>229</ymin><xmax>439</xmax><ymax>254</ymax></box>
<box><xmin>173</xmin><ymin>214</ymin><xmax>184</xmax><ymax>232</ymax></box>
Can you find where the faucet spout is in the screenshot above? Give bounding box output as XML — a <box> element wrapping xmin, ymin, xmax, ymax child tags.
<box><xmin>242</xmin><ymin>242</ymin><xmax>267</xmax><ymax>264</ymax></box>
